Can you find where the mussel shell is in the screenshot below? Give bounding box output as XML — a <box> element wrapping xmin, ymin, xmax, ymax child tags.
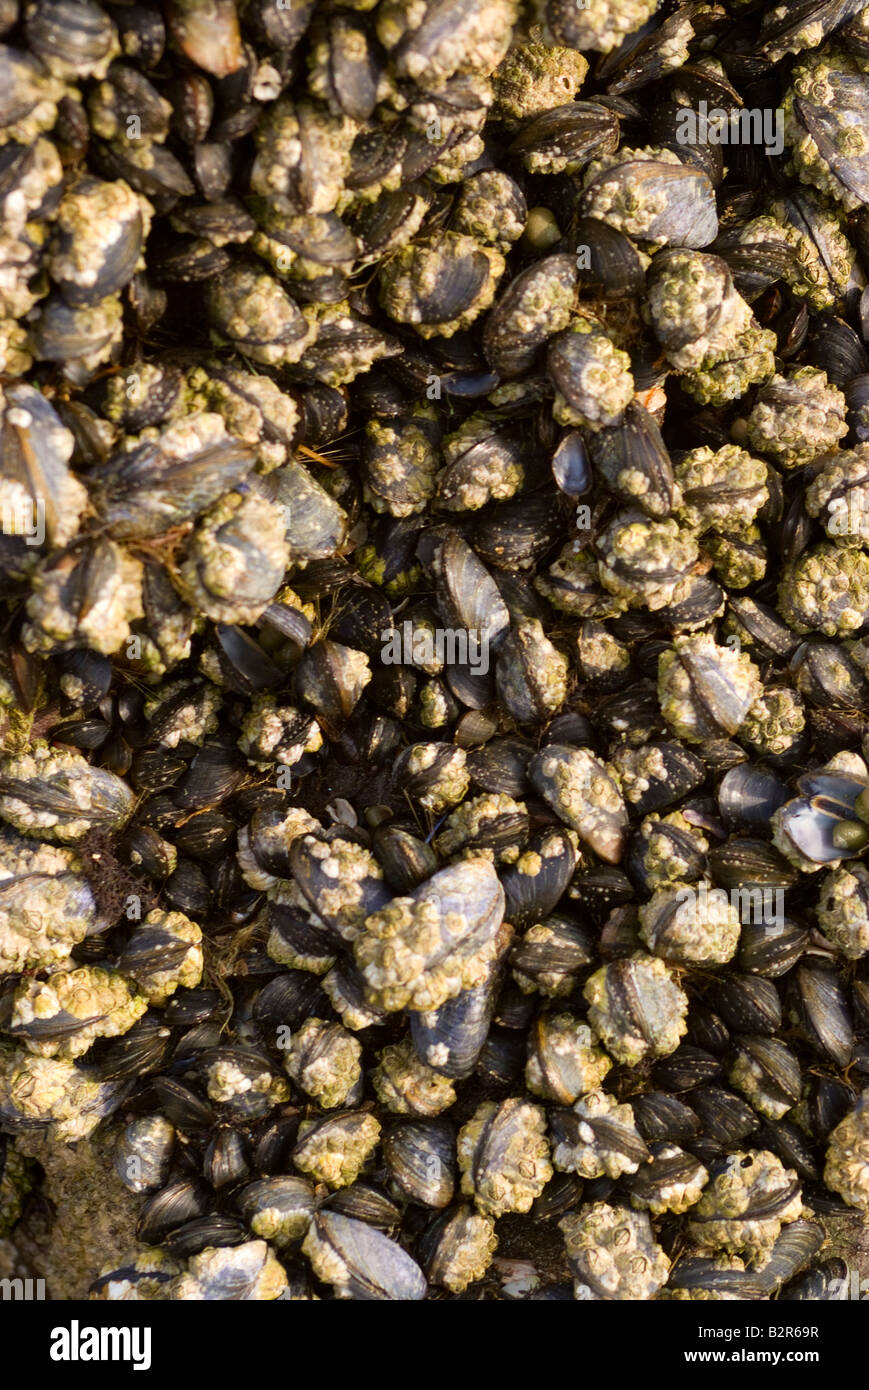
<box><xmin>382</xmin><ymin>1119</ymin><xmax>456</xmax><ymax>1208</ymax></box>
<box><xmin>304</xmin><ymin>1211</ymin><xmax>427</xmax><ymax>1300</ymax></box>
<box><xmin>791</xmin><ymin>962</ymin><xmax>854</xmax><ymax>1067</ymax></box>
<box><xmin>589</xmin><ymin>401</ymin><xmax>676</xmax><ymax>517</ymax></box>
<box><xmin>410</xmin><ymin>968</ymin><xmax>501</xmax><ymax>1079</ymax></box>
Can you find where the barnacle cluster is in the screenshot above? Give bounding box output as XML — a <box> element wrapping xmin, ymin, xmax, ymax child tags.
<box><xmin>2</xmin><ymin>0</ymin><xmax>869</xmax><ymax>1309</ymax></box>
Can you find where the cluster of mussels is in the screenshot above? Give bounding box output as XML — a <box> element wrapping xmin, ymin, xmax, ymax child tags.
<box><xmin>4</xmin><ymin>0</ymin><xmax>869</xmax><ymax>1303</ymax></box>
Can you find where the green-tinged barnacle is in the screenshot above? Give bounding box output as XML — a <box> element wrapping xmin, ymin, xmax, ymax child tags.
<box><xmin>354</xmin><ymin>856</ymin><xmax>505</xmax><ymax>1013</ymax></box>
<box><xmin>704</xmin><ymin>526</ymin><xmax>767</xmax><ymax>590</ymax></box>
<box><xmin>583</xmin><ymin>954</ymin><xmax>689</xmax><ymax>1064</ymax></box>
<box><xmin>23</xmin><ymin>540</ymin><xmax>144</xmax><ymax>658</ymax></box>
<box><xmin>598</xmin><ymin>513</ymin><xmax>699</xmax><ymax>611</ymax></box>
<box><xmin>6</xmin><ymin>965</ymin><xmax>147</xmax><ymax>1060</ymax></box>
<box><xmin>492</xmin><ymin>41</ymin><xmax>588</xmax><ymax>126</ymax></box>
<box><xmin>608</xmin><ymin>742</ymin><xmax>703</xmax><ymax>812</ymax></box>
<box><xmin>539</xmin><ymin>0</ymin><xmax>661</xmax><ymax>56</ymax></box>
<box><xmin>457</xmin><ymin>1098</ymin><xmax>552</xmax><ymax>1216</ymax></box>
<box><xmin>434</xmin><ymin>792</ymin><xmax>527</xmax><ymax>864</ymax></box>
<box><xmin>453</xmin><ymin>170</ymin><xmax>526</xmax><ymax>251</ymax></box>
<box><xmin>525</xmin><ymin>1015</ymin><xmax>611</xmax><ymax>1103</ymax></box>
<box><xmin>779</xmin><ymin>542</ymin><xmax>869</xmax><ymax>636</ymax></box>
<box><xmin>119</xmin><ymin>908</ymin><xmax>203</xmax><ymax>1004</ymax></box>
<box><xmin>169</xmin><ymin>1241</ymin><xmax>288</xmax><ymax>1302</ymax></box>
<box><xmin>0</xmin><ymin>742</ymin><xmax>134</xmax><ymax>843</ymax></box>
<box><xmin>657</xmin><ymin>633</ymin><xmax>763</xmax><ymax>743</ymax></box>
<box><xmin>0</xmin><ymin>317</ymin><xmax>33</xmax><ymax>377</ymax></box>
<box><xmin>376</xmin><ymin>0</ymin><xmax>518</xmax><ymax>81</ymax></box>
<box><xmin>134</xmin><ymin>563</ymin><xmax>199</xmax><ymax>680</ymax></box>
<box><xmin>419</xmin><ymin>680</ymin><xmax>450</xmax><ymax>728</ymax></box>
<box><xmin>0</xmin><ymin>827</ymin><xmax>99</xmax><ymax>972</ymax></box>
<box><xmin>686</xmin><ymin>1150</ymin><xmax>803</xmax><ymax>1262</ymax></box>
<box><xmin>0</xmin><ymin>227</ymin><xmax>46</xmax><ymax>319</ymax></box>
<box><xmin>174</xmin><ymin>490</ymin><xmax>290</xmax><ymax>626</ymax></box>
<box><xmin>291</xmin><ymin>831</ymin><xmax>388</xmax><ymax>942</ymax></box>
<box><xmin>682</xmin><ymin>323</ymin><xmax>776</xmax><ymax>406</ymax></box>
<box><xmin>817</xmin><ymin>863</ymin><xmax>869</xmax><ymax>958</ymax></box>
<box><xmin>284</xmin><ymin>1018</ymin><xmax>363</xmax><ymax>1110</ymax></box>
<box><xmin>293</xmin><ymin>1110</ymin><xmax>381</xmax><ymax>1188</ymax></box>
<box><xmin>639</xmin><ymin>880</ymin><xmax>741</xmax><ymax>965</ymax></box>
<box><xmin>806</xmin><ymin>444</ymin><xmax>869</xmax><ymax>546</ymax></box>
<box><xmin>548</xmin><ymin>317</ymin><xmax>634</xmax><ymax>430</ymax></box>
<box><xmin>298</xmin><ymin>299</ymin><xmax>401</xmax><ymax>385</ymax></box>
<box><xmin>560</xmin><ymin>1202</ymin><xmax>670</xmax><ymax>1300</ymax></box>
<box><xmin>550</xmin><ymin>1087</ymin><xmax>646</xmax><ymax>1177</ymax></box>
<box><xmin>574</xmin><ymin>621</ymin><xmax>630</xmax><ymax>690</ymax></box>
<box><xmin>645</xmin><ymin>249</ymin><xmax>773</xmax><ymax>402</ymax></box>
<box><xmin>783</xmin><ymin>49</ymin><xmax>869</xmax><ymax>213</ymax></box>
<box><xmin>364</xmin><ymin>409</ymin><xmax>440</xmax><ymax>517</ymax></box>
<box><xmin>739</xmin><ymin>686</ymin><xmax>806</xmax><ymax>757</ymax></box>
<box><xmin>674</xmin><ymin>444</ymin><xmax>768</xmax><ymax>534</ymax></box>
<box><xmin>237</xmin><ymin>696</ymin><xmax>322</xmax><ymax>770</ymax></box>
<box><xmin>379</xmin><ymin>232</ymin><xmax>505</xmax><ymax>339</ymax></box>
<box><xmin>824</xmin><ymin>1094</ymin><xmax>869</xmax><ymax>1210</ymax></box>
<box><xmin>0</xmin><ymin>1051</ymin><xmax>121</xmax><ymax>1142</ymax></box>
<box><xmin>744</xmin><ymin>367</ymin><xmax>848</xmax><ymax>467</ymax></box>
<box><xmin>372</xmin><ymin>1037</ymin><xmax>456</xmax><ymax>1116</ymax></box>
